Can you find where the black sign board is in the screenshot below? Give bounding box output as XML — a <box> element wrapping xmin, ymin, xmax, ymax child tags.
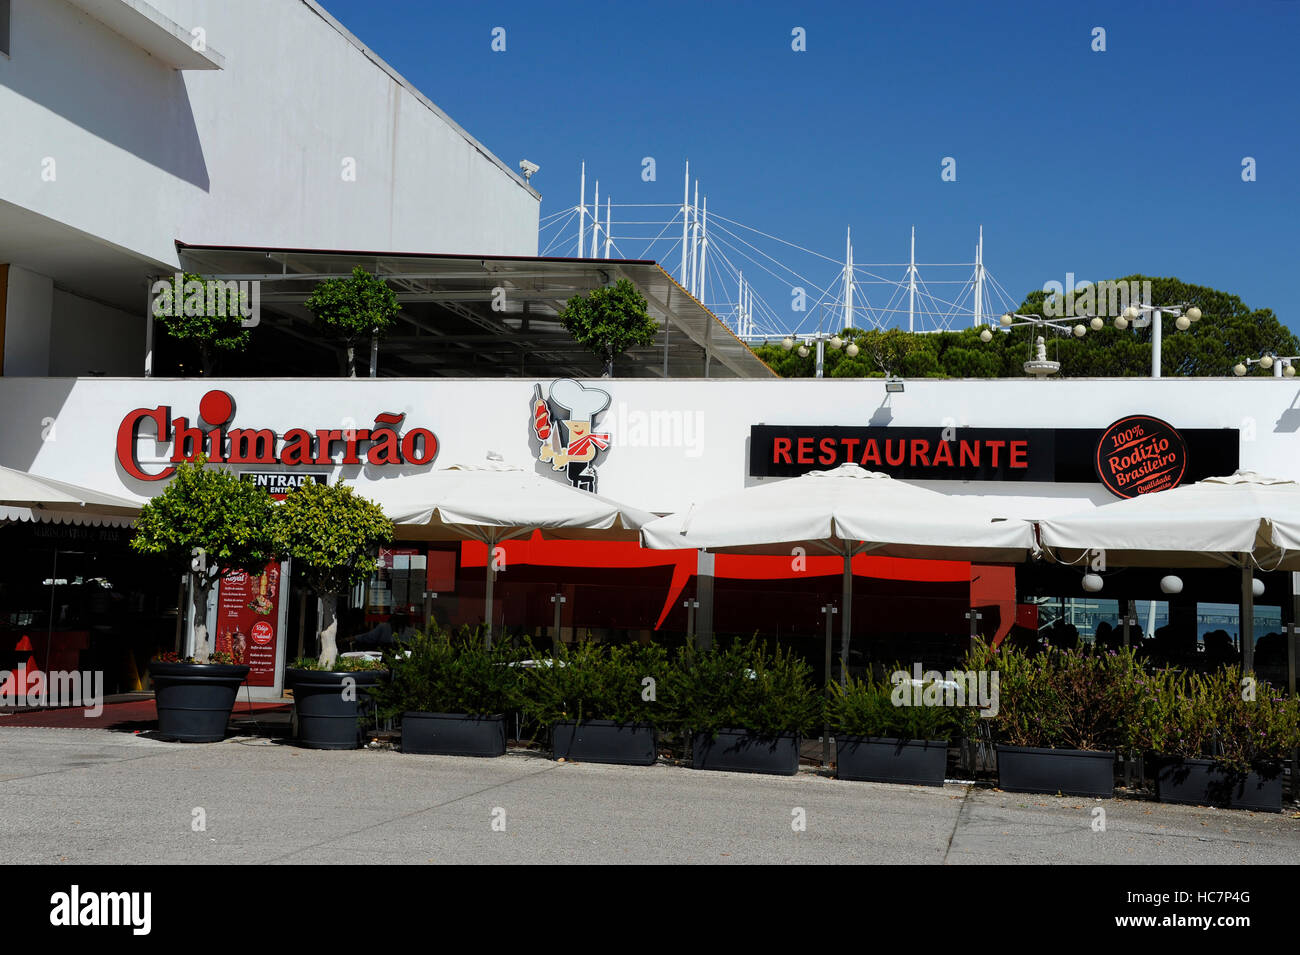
<box><xmin>239</xmin><ymin>471</ymin><xmax>328</xmax><ymax>498</ymax></box>
<box><xmin>748</xmin><ymin>424</ymin><xmax>1238</xmax><ymax>486</ymax></box>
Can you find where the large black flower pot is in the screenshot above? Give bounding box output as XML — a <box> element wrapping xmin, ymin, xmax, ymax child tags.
<box><xmin>837</xmin><ymin>737</ymin><xmax>948</xmax><ymax>786</ymax></box>
<box><xmin>1154</xmin><ymin>757</ymin><xmax>1283</xmax><ymax>813</ymax></box>
<box><xmin>692</xmin><ymin>728</ymin><xmax>801</xmax><ymax>776</ymax></box>
<box><xmin>149</xmin><ymin>662</ymin><xmax>250</xmax><ymax>743</ymax></box>
<box><xmin>996</xmin><ymin>745</ymin><xmax>1115</xmax><ymax>798</ymax></box>
<box><xmin>286</xmin><ymin>668</ymin><xmax>386</xmax><ymax>750</ymax></box>
<box><xmin>401</xmin><ymin>712</ymin><xmax>506</xmax><ymax>757</ymax></box>
<box><xmin>551</xmin><ymin>720</ymin><xmax>657</xmax><ymax>766</ymax></box>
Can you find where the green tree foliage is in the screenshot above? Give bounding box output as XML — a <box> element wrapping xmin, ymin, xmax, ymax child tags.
<box><xmin>303</xmin><ymin>266</ymin><xmax>402</xmax><ymax>377</ymax></box>
<box><xmin>557</xmin><ymin>278</ymin><xmax>659</xmax><ymax>376</ymax></box>
<box><xmin>269</xmin><ymin>480</ymin><xmax>393</xmax><ymax>666</ymax></box>
<box><xmin>752</xmin><ymin>277</ymin><xmax>1298</xmax><ymax>379</ymax></box>
<box><xmin>130</xmin><ymin>456</ymin><xmax>276</xmax><ymax>659</ymax></box>
<box><xmin>151</xmin><ymin>272</ymin><xmax>253</xmax><ymax>375</ymax></box>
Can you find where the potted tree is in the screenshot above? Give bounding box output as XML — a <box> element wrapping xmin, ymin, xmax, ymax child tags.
<box><xmin>303</xmin><ymin>266</ymin><xmax>401</xmax><ymax>377</ymax></box>
<box><xmin>151</xmin><ymin>271</ymin><xmax>255</xmax><ymax>375</ymax></box>
<box><xmin>829</xmin><ymin>670</ymin><xmax>959</xmax><ymax>786</ymax></box>
<box><xmin>669</xmin><ymin>638</ymin><xmax>820</xmax><ymax>776</ymax></box>
<box><xmin>271</xmin><ymin>479</ymin><xmax>394</xmax><ymax>749</ymax></box>
<box><xmin>520</xmin><ymin>640</ymin><xmax>666</xmax><ymax>766</ymax></box>
<box><xmin>965</xmin><ymin>641</ymin><xmax>1145</xmax><ymax>799</ymax></box>
<box><xmin>131</xmin><ymin>457</ymin><xmax>276</xmax><ymax>742</ymax></box>
<box><xmin>557</xmin><ymin>278</ymin><xmax>659</xmax><ymax>377</ymax></box>
<box><xmin>371</xmin><ymin>627</ymin><xmax>522</xmax><ymax>757</ymax></box>
<box><xmin>1149</xmin><ymin>666</ymin><xmax>1299</xmax><ymax>812</ymax></box>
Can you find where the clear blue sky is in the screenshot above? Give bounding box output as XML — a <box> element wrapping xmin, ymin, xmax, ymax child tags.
<box><xmin>322</xmin><ymin>0</ymin><xmax>1299</xmax><ymax>335</ymax></box>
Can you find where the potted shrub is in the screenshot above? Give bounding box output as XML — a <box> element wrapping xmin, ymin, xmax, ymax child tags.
<box><xmin>1148</xmin><ymin>666</ymin><xmax>1299</xmax><ymax>812</ymax></box>
<box><xmin>271</xmin><ymin>479</ymin><xmax>394</xmax><ymax>749</ymax></box>
<box><xmin>669</xmin><ymin>638</ymin><xmax>820</xmax><ymax>776</ymax></box>
<box><xmin>828</xmin><ymin>669</ymin><xmax>960</xmax><ymax>786</ymax></box>
<box><xmin>371</xmin><ymin>627</ymin><xmax>522</xmax><ymax>757</ymax></box>
<box><xmin>965</xmin><ymin>641</ymin><xmax>1146</xmax><ymax>798</ymax></box>
<box><xmin>556</xmin><ymin>278</ymin><xmax>659</xmax><ymax>377</ymax></box>
<box><xmin>285</xmin><ymin>656</ymin><xmax>388</xmax><ymax>750</ymax></box>
<box><xmin>131</xmin><ymin>457</ymin><xmax>275</xmax><ymax>742</ymax></box>
<box><xmin>520</xmin><ymin>640</ymin><xmax>667</xmax><ymax>766</ymax></box>
<box><xmin>303</xmin><ymin>266</ymin><xmax>401</xmax><ymax>377</ymax></box>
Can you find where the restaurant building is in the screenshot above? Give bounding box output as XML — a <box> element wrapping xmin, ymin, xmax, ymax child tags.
<box><xmin>1</xmin><ymin>369</ymin><xmax>1297</xmax><ymax>697</ymax></box>
<box><xmin>1</xmin><ymin>1</ymin><xmax>1295</xmax><ymax>700</ymax></box>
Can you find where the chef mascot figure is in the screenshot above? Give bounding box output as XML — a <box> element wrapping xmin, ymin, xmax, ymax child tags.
<box><xmin>532</xmin><ymin>379</ymin><xmax>611</xmax><ymax>493</ymax></box>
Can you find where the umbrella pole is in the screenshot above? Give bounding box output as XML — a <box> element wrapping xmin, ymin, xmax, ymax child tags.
<box><xmin>484</xmin><ymin>546</ymin><xmax>495</xmax><ymax>650</ymax></box>
<box><xmin>840</xmin><ymin>547</ymin><xmax>853</xmax><ymax>686</ymax></box>
<box><xmin>821</xmin><ymin>602</ymin><xmax>837</xmax><ymax>768</ymax></box>
<box><xmin>1241</xmin><ymin>559</ymin><xmax>1254</xmax><ymax>674</ymax></box>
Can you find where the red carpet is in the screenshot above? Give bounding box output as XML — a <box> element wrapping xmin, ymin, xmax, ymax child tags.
<box><xmin>0</xmin><ymin>699</ymin><xmax>290</xmax><ymax>730</ymax></box>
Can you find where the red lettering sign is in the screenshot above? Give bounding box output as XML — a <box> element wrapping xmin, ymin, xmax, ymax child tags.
<box><xmin>116</xmin><ymin>391</ymin><xmax>439</xmax><ymax>481</ymax></box>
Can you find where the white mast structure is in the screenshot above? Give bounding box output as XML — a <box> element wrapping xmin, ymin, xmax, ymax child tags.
<box><xmin>907</xmin><ymin>226</ymin><xmax>918</xmax><ymax>333</ymax></box>
<box><xmin>973</xmin><ymin>226</ymin><xmax>985</xmax><ymax>328</ymax></box>
<box><xmin>679</xmin><ymin>161</ymin><xmax>690</xmax><ymax>284</ymax></box>
<box><xmin>689</xmin><ymin>180</ymin><xmax>701</xmax><ymax>296</ymax></box>
<box><xmin>577</xmin><ymin>162</ymin><xmax>586</xmax><ymax>258</ymax></box>
<box><xmin>590</xmin><ymin>180</ymin><xmax>600</xmax><ymax>259</ymax></box>
<box><xmin>603</xmin><ymin>196</ymin><xmax>612</xmax><ymax>258</ymax></box>
<box><xmin>842</xmin><ymin>227</ymin><xmax>854</xmax><ymax>330</ymax></box>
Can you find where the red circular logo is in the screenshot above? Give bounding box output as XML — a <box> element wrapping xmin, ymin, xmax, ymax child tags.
<box><xmin>1095</xmin><ymin>415</ymin><xmax>1187</xmax><ymax>498</ymax></box>
<box><xmin>199</xmin><ymin>390</ymin><xmax>234</xmax><ymax>426</ymax></box>
<box><xmin>250</xmin><ymin>621</ymin><xmax>274</xmax><ymax>645</ymax></box>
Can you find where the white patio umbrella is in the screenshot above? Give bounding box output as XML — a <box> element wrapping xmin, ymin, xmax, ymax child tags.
<box><xmin>0</xmin><ymin>464</ymin><xmax>142</xmax><ymax>520</ymax></box>
<box><xmin>640</xmin><ymin>463</ymin><xmax>1036</xmax><ymax>679</ymax></box>
<box><xmin>387</xmin><ymin>462</ymin><xmax>656</xmax><ymax>645</ymax></box>
<box><xmin>1037</xmin><ymin>472</ymin><xmax>1300</xmax><ymax>572</ymax></box>
<box><xmin>1037</xmin><ymin>471</ymin><xmax>1300</xmax><ymax>673</ymax></box>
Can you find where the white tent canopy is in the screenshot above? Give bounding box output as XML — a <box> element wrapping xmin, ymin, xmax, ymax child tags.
<box><xmin>0</xmin><ymin>464</ymin><xmax>141</xmax><ymax>522</ymax></box>
<box><xmin>641</xmin><ymin>463</ymin><xmax>1037</xmax><ymax>688</ymax></box>
<box><xmin>1037</xmin><ymin>471</ymin><xmax>1300</xmax><ymax>571</ymax></box>
<box><xmin>641</xmin><ymin>463</ymin><xmax>1035</xmax><ymax>561</ymax></box>
<box><xmin>388</xmin><ymin>462</ymin><xmax>656</xmax><ymax>642</ymax></box>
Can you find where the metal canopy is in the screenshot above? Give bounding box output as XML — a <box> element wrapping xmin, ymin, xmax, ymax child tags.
<box><xmin>174</xmin><ymin>244</ymin><xmax>776</xmax><ymax>380</ymax></box>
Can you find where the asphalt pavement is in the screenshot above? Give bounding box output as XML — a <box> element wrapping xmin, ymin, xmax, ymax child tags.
<box><xmin>2</xmin><ymin>727</ymin><xmax>1297</xmax><ymax>864</ymax></box>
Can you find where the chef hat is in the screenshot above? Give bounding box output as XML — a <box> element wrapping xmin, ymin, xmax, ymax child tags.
<box><xmin>549</xmin><ymin>379</ymin><xmax>611</xmax><ymax>422</ymax></box>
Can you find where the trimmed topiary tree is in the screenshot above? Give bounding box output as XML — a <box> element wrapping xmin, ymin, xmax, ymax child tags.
<box><xmin>130</xmin><ymin>456</ymin><xmax>276</xmax><ymax>660</ymax></box>
<box><xmin>303</xmin><ymin>266</ymin><xmax>402</xmax><ymax>377</ymax></box>
<box><xmin>150</xmin><ymin>272</ymin><xmax>255</xmax><ymax>375</ymax></box>
<box><xmin>269</xmin><ymin>479</ymin><xmax>393</xmax><ymax>667</ymax></box>
<box><xmin>557</xmin><ymin>278</ymin><xmax>659</xmax><ymax>376</ymax></box>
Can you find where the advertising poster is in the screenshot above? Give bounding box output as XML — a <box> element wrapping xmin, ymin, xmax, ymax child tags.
<box><xmin>214</xmin><ymin>561</ymin><xmax>283</xmax><ymax>687</ymax></box>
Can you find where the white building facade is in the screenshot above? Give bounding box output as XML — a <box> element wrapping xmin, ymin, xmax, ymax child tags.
<box><xmin>0</xmin><ymin>0</ymin><xmax>540</xmax><ymax>377</ymax></box>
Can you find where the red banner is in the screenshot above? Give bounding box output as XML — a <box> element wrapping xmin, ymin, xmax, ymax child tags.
<box><xmin>214</xmin><ymin>562</ymin><xmax>282</xmax><ymax>686</ymax></box>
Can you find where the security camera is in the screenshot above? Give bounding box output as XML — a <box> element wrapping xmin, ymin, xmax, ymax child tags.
<box><xmin>519</xmin><ymin>159</ymin><xmax>540</xmax><ymax>181</ymax></box>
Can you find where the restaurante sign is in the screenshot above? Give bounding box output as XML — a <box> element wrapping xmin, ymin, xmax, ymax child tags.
<box><xmin>750</xmin><ymin>419</ymin><xmax>1228</xmax><ymax>488</ymax></box>
<box><xmin>116</xmin><ymin>390</ymin><xmax>438</xmax><ymax>481</ymax></box>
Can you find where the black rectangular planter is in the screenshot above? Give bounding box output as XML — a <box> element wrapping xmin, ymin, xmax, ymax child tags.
<box><xmin>836</xmin><ymin>737</ymin><xmax>948</xmax><ymax>786</ymax></box>
<box><xmin>996</xmin><ymin>745</ymin><xmax>1115</xmax><ymax>798</ymax></box>
<box><xmin>1154</xmin><ymin>757</ymin><xmax>1283</xmax><ymax>813</ymax></box>
<box><xmin>401</xmin><ymin>712</ymin><xmax>505</xmax><ymax>757</ymax></box>
<box><xmin>691</xmin><ymin>728</ymin><xmax>800</xmax><ymax>776</ymax></box>
<box><xmin>551</xmin><ymin>720</ymin><xmax>657</xmax><ymax>766</ymax></box>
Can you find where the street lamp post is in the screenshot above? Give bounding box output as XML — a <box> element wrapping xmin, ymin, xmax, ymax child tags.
<box><xmin>780</xmin><ymin>331</ymin><xmax>858</xmax><ymax>379</ymax></box>
<box><xmin>1233</xmin><ymin>354</ymin><xmax>1299</xmax><ymax>378</ymax></box>
<box><xmin>981</xmin><ymin>303</ymin><xmax>1202</xmax><ymax>378</ymax></box>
